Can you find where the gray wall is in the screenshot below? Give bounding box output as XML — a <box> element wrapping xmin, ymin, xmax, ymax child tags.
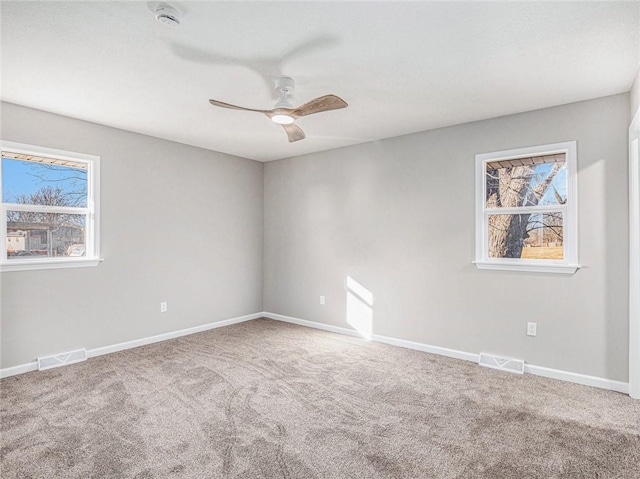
<box><xmin>631</xmin><ymin>68</ymin><xmax>640</xmax><ymax>122</ymax></box>
<box><xmin>2</xmin><ymin>93</ymin><xmax>632</xmax><ymax>382</ymax></box>
<box><xmin>264</xmin><ymin>94</ymin><xmax>630</xmax><ymax>382</ymax></box>
<box><xmin>1</xmin><ymin>102</ymin><xmax>264</xmax><ymax>369</ymax></box>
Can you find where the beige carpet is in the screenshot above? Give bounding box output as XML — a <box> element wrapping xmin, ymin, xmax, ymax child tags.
<box><xmin>1</xmin><ymin>318</ymin><xmax>639</xmax><ymax>478</ymax></box>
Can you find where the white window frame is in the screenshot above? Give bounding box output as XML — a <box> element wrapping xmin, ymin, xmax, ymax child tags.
<box><xmin>474</xmin><ymin>141</ymin><xmax>580</xmax><ymax>274</ymax></box>
<box><xmin>0</xmin><ymin>141</ymin><xmax>101</xmax><ymax>272</ymax></box>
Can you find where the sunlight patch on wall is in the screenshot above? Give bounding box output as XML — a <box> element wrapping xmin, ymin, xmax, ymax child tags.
<box><xmin>346</xmin><ymin>276</ymin><xmax>373</xmax><ymax>339</ymax></box>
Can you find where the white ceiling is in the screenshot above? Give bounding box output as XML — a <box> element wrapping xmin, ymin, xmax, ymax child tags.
<box><xmin>1</xmin><ymin>2</ymin><xmax>638</xmax><ymax>162</ymax></box>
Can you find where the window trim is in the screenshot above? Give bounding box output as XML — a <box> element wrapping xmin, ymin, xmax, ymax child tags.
<box><xmin>0</xmin><ymin>141</ymin><xmax>101</xmax><ymax>272</ymax></box>
<box><xmin>474</xmin><ymin>141</ymin><xmax>580</xmax><ymax>274</ymax></box>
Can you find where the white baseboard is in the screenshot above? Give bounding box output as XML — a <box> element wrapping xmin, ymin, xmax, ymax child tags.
<box><xmin>0</xmin><ymin>361</ymin><xmax>39</xmax><ymax>378</ymax></box>
<box><xmin>262</xmin><ymin>312</ymin><xmax>367</xmax><ymax>338</ymax></box>
<box><xmin>0</xmin><ymin>312</ymin><xmax>263</xmax><ymax>379</ymax></box>
<box><xmin>524</xmin><ymin>364</ymin><xmax>629</xmax><ymax>394</ymax></box>
<box><xmin>87</xmin><ymin>312</ymin><xmax>263</xmax><ymax>359</ymax></box>
<box><xmin>372</xmin><ymin>333</ymin><xmax>479</xmax><ymax>363</ymax></box>
<box><xmin>2</xmin><ymin>311</ymin><xmax>631</xmax><ymax>396</ymax></box>
<box><xmin>263</xmin><ymin>312</ymin><xmax>630</xmax><ymax>395</ymax></box>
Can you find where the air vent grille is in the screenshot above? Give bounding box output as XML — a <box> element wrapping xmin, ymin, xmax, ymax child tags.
<box><xmin>38</xmin><ymin>349</ymin><xmax>87</xmax><ymax>371</ymax></box>
<box><xmin>479</xmin><ymin>352</ymin><xmax>525</xmax><ymax>374</ymax></box>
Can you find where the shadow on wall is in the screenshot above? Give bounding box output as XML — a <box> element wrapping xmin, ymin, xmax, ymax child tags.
<box><xmin>346</xmin><ymin>276</ymin><xmax>373</xmax><ymax>339</ymax></box>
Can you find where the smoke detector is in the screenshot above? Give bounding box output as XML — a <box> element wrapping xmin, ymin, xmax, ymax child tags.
<box><xmin>155</xmin><ymin>4</ymin><xmax>181</xmax><ymax>28</ymax></box>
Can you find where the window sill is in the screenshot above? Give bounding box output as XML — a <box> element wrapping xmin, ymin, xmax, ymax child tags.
<box><xmin>0</xmin><ymin>258</ymin><xmax>103</xmax><ymax>272</ymax></box>
<box><xmin>473</xmin><ymin>261</ymin><xmax>581</xmax><ymax>275</ymax></box>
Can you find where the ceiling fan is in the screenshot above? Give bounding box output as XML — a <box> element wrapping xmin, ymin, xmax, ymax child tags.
<box><xmin>209</xmin><ymin>77</ymin><xmax>348</xmax><ymax>142</ymax></box>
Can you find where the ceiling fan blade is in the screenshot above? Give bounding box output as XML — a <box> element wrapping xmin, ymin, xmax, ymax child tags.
<box><xmin>282</xmin><ymin>123</ymin><xmax>305</xmax><ymax>142</ymax></box>
<box><xmin>291</xmin><ymin>95</ymin><xmax>348</xmax><ymax>118</ymax></box>
<box><xmin>209</xmin><ymin>99</ymin><xmax>270</xmax><ymax>114</ymax></box>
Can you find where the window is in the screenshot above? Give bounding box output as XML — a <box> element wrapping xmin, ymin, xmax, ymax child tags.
<box><xmin>474</xmin><ymin>141</ymin><xmax>579</xmax><ymax>274</ymax></box>
<box><xmin>1</xmin><ymin>141</ymin><xmax>100</xmax><ymax>272</ymax></box>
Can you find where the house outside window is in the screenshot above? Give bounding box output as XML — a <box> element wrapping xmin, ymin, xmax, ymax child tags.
<box><xmin>0</xmin><ymin>141</ymin><xmax>101</xmax><ymax>272</ymax></box>
<box><xmin>474</xmin><ymin>141</ymin><xmax>579</xmax><ymax>274</ymax></box>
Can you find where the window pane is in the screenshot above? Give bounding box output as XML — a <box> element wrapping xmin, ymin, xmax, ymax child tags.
<box><xmin>6</xmin><ymin>211</ymin><xmax>86</xmax><ymax>259</ymax></box>
<box><xmin>485</xmin><ymin>153</ymin><xmax>566</xmax><ymax>208</ymax></box>
<box><xmin>1</xmin><ymin>157</ymin><xmax>88</xmax><ymax>207</ymax></box>
<box><xmin>488</xmin><ymin>213</ymin><xmax>563</xmax><ymax>260</ymax></box>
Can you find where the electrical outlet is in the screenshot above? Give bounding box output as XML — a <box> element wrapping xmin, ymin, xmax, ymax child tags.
<box><xmin>320</xmin><ymin>296</ymin><xmax>325</xmax><ymax>305</ymax></box>
<box><xmin>527</xmin><ymin>322</ymin><xmax>537</xmax><ymax>336</ymax></box>
<box><xmin>160</xmin><ymin>301</ymin><xmax>168</xmax><ymax>313</ymax></box>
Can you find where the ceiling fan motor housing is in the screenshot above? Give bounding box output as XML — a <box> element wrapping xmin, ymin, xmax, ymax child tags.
<box><xmin>275</xmin><ymin>77</ymin><xmax>295</xmax><ymax>94</ymax></box>
<box><xmin>274</xmin><ymin>77</ymin><xmax>295</xmax><ymax>109</ymax></box>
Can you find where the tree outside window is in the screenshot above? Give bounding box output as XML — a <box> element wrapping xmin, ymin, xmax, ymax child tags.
<box><xmin>475</xmin><ymin>142</ymin><xmax>578</xmax><ymax>274</ymax></box>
